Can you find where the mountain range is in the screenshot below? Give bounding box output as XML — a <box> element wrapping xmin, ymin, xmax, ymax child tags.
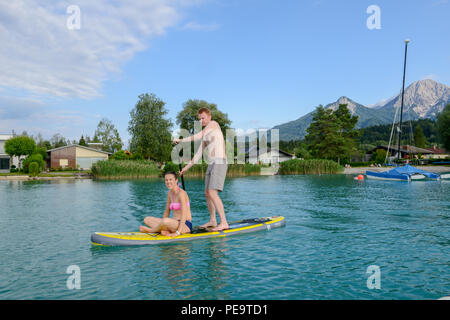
<box><xmin>272</xmin><ymin>79</ymin><xmax>450</xmax><ymax>141</ymax></box>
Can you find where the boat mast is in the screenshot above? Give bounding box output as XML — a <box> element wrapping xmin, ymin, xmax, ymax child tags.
<box><xmin>397</xmin><ymin>39</ymin><xmax>410</xmax><ymax>164</ymax></box>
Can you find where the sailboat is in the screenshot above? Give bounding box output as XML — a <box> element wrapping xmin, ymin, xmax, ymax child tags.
<box><xmin>366</xmin><ymin>40</ymin><xmax>443</xmax><ymax>182</ymax></box>
<box><xmin>366</xmin><ymin>164</ymin><xmax>440</xmax><ymax>181</ymax></box>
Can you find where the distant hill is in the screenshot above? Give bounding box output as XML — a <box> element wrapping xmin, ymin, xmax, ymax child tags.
<box><xmin>273</xmin><ymin>79</ymin><xmax>450</xmax><ymax>141</ymax></box>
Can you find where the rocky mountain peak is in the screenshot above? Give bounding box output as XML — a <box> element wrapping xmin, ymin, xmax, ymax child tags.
<box><xmin>325</xmin><ymin>96</ymin><xmax>359</xmax><ymax>115</ymax></box>
<box><xmin>381</xmin><ymin>79</ymin><xmax>450</xmax><ymax>118</ymax></box>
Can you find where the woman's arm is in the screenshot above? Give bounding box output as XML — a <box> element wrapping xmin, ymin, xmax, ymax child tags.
<box><xmin>162</xmin><ymin>192</ymin><xmax>171</xmax><ymax>218</ymax></box>
<box><xmin>176</xmin><ymin>192</ymin><xmax>189</xmax><ymax>235</ymax></box>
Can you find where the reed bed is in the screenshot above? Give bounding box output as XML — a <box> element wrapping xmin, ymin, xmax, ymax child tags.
<box><xmin>92</xmin><ymin>159</ymin><xmax>342</xmax><ymax>179</ymax></box>
<box><xmin>91</xmin><ymin>160</ymin><xmax>160</xmax><ymax>179</ymax></box>
<box><xmin>278</xmin><ymin>159</ymin><xmax>343</xmax><ymax>175</ymax></box>
<box><xmin>92</xmin><ymin>160</ymin><xmax>262</xmax><ymax>180</ymax></box>
<box><xmin>173</xmin><ymin>163</ymin><xmax>261</xmax><ymax>177</ymax></box>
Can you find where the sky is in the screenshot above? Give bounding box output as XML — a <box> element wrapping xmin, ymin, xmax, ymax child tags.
<box><xmin>0</xmin><ymin>0</ymin><xmax>449</xmax><ymax>146</ymax></box>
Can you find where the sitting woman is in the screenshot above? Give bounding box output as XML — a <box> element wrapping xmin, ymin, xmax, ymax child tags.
<box><xmin>139</xmin><ymin>171</ymin><xmax>193</xmax><ymax>237</ymax></box>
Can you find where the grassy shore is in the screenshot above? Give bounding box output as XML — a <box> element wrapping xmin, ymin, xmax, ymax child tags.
<box><xmin>1</xmin><ymin>159</ymin><xmax>345</xmax><ymax>180</ymax></box>
<box><xmin>91</xmin><ymin>160</ymin><xmax>263</xmax><ymax>180</ymax></box>
<box><xmin>91</xmin><ymin>160</ymin><xmax>160</xmax><ymax>179</ymax></box>
<box><xmin>89</xmin><ymin>159</ymin><xmax>345</xmax><ymax>179</ymax></box>
<box><xmin>278</xmin><ymin>159</ymin><xmax>344</xmax><ymax>175</ymax></box>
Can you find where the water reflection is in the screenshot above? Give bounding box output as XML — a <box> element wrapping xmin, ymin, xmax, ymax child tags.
<box><xmin>157</xmin><ymin>243</ymin><xmax>194</xmax><ymax>297</ymax></box>
<box><xmin>89</xmin><ymin>236</ymin><xmax>232</xmax><ymax>300</ymax></box>
<box><xmin>154</xmin><ymin>238</ymin><xmax>232</xmax><ymax>299</ymax></box>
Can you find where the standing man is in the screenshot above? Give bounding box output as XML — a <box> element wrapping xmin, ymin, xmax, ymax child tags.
<box><xmin>173</xmin><ymin>107</ymin><xmax>229</xmax><ymax>231</ymax></box>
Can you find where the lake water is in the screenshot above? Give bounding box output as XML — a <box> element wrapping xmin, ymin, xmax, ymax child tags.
<box><xmin>0</xmin><ymin>175</ymin><xmax>449</xmax><ymax>300</ymax></box>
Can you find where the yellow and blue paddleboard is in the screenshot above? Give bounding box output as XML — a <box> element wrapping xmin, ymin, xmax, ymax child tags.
<box><xmin>91</xmin><ymin>216</ymin><xmax>285</xmax><ymax>246</ymax></box>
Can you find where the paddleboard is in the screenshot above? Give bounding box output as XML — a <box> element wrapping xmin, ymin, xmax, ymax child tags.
<box><xmin>91</xmin><ymin>216</ymin><xmax>285</xmax><ymax>246</ymax></box>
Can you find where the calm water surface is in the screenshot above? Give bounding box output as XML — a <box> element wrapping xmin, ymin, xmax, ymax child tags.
<box><xmin>0</xmin><ymin>175</ymin><xmax>449</xmax><ymax>299</ymax></box>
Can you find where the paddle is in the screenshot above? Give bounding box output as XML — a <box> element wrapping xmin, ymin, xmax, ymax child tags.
<box><xmin>175</xmin><ymin>143</ymin><xmax>186</xmax><ymax>190</ymax></box>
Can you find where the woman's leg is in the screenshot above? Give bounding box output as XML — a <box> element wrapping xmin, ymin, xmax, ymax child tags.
<box><xmin>139</xmin><ymin>216</ymin><xmax>163</xmax><ymax>233</ymax></box>
<box><xmin>160</xmin><ymin>218</ymin><xmax>191</xmax><ymax>235</ymax></box>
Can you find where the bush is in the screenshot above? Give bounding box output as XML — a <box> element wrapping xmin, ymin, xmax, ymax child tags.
<box><xmin>29</xmin><ymin>162</ymin><xmax>40</xmax><ymax>176</ymax></box>
<box><xmin>110</xmin><ymin>150</ymin><xmax>130</xmax><ymax>160</ymax></box>
<box><xmin>372</xmin><ymin>149</ymin><xmax>388</xmax><ymax>164</ymax></box>
<box><xmin>278</xmin><ymin>159</ymin><xmax>343</xmax><ymax>175</ymax></box>
<box><xmin>22</xmin><ymin>153</ymin><xmax>45</xmax><ymax>173</ymax></box>
<box><xmin>131</xmin><ymin>152</ymin><xmax>144</xmax><ymax>160</ymax></box>
<box><xmin>162</xmin><ymin>161</ymin><xmax>180</xmax><ymax>176</ymax></box>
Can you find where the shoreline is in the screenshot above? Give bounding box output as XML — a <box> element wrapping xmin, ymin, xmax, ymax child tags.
<box><xmin>0</xmin><ymin>173</ymin><xmax>92</xmax><ymax>181</ymax></box>
<box><xmin>343</xmin><ymin>166</ymin><xmax>450</xmax><ymax>174</ymax></box>
<box><xmin>1</xmin><ymin>166</ymin><xmax>448</xmax><ymax>181</ymax></box>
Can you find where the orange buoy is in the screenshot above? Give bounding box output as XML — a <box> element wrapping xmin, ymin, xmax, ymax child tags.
<box><xmin>354</xmin><ymin>174</ymin><xmax>364</xmax><ymax>180</ymax></box>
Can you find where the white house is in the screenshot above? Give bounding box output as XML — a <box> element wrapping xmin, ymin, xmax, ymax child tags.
<box><xmin>0</xmin><ymin>134</ymin><xmax>13</xmax><ymax>172</ymax></box>
<box><xmin>0</xmin><ymin>134</ymin><xmax>11</xmax><ymax>172</ymax></box>
<box><xmin>0</xmin><ymin>133</ymin><xmax>29</xmax><ymax>172</ymax></box>
<box><xmin>243</xmin><ymin>146</ymin><xmax>295</xmax><ymax>164</ymax></box>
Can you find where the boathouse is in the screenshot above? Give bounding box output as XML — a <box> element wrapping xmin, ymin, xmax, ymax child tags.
<box><xmin>47</xmin><ymin>144</ymin><xmax>110</xmax><ymax>170</ymax></box>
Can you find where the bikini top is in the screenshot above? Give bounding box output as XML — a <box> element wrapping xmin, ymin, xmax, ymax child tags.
<box><xmin>169</xmin><ymin>194</ymin><xmax>190</xmax><ymax>211</ymax></box>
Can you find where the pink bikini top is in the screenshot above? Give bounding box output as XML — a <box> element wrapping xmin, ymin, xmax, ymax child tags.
<box><xmin>169</xmin><ymin>199</ymin><xmax>190</xmax><ymax>211</ymax></box>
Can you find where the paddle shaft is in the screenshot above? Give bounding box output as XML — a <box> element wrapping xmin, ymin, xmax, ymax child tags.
<box><xmin>176</xmin><ymin>144</ymin><xmax>186</xmax><ymax>190</ymax></box>
<box><xmin>179</xmin><ymin>162</ymin><xmax>185</xmax><ymax>190</ymax></box>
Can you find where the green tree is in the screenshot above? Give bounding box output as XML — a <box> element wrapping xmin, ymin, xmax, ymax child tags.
<box><xmin>413</xmin><ymin>125</ymin><xmax>427</xmax><ymax>148</ymax></box>
<box><xmin>293</xmin><ymin>146</ymin><xmax>310</xmax><ymax>159</ymax></box>
<box><xmin>305</xmin><ymin>106</ymin><xmax>340</xmax><ymax>160</ymax></box>
<box><xmin>79</xmin><ymin>135</ymin><xmax>87</xmax><ymax>146</ymax></box>
<box><xmin>437</xmin><ymin>104</ymin><xmax>450</xmax><ymax>151</ymax></box>
<box><xmin>305</xmin><ymin>104</ymin><xmax>358</xmax><ymax>164</ymax></box>
<box><xmin>35</xmin><ymin>146</ymin><xmax>49</xmax><ymax>160</ymax></box>
<box><xmin>94</xmin><ymin>118</ymin><xmax>123</xmax><ymax>153</ymax></box>
<box><xmin>4</xmin><ymin>136</ymin><xmax>36</xmax><ymax>169</ymax></box>
<box><xmin>373</xmin><ymin>148</ymin><xmax>388</xmax><ymax>164</ymax></box>
<box><xmin>128</xmin><ymin>93</ymin><xmax>173</xmax><ymax>163</ymax></box>
<box><xmin>334</xmin><ymin>104</ymin><xmax>359</xmax><ymax>164</ymax></box>
<box><xmin>176</xmin><ymin>99</ymin><xmax>232</xmax><ymax>137</ymax></box>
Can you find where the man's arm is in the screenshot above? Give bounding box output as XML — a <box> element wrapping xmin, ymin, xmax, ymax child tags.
<box><xmin>174</xmin><ymin>121</ymin><xmax>217</xmax><ymax>144</ymax></box>
<box><xmin>180</xmin><ymin>140</ymin><xmax>205</xmax><ymax>175</ymax></box>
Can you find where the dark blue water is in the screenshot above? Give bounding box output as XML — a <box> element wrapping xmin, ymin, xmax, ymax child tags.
<box><xmin>0</xmin><ymin>175</ymin><xmax>449</xmax><ymax>299</ymax></box>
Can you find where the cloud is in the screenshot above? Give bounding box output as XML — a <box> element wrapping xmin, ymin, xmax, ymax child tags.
<box><xmin>0</xmin><ymin>95</ymin><xmax>95</xmax><ymax>138</ymax></box>
<box><xmin>181</xmin><ymin>21</ymin><xmax>220</xmax><ymax>31</ymax></box>
<box><xmin>432</xmin><ymin>0</ymin><xmax>448</xmax><ymax>6</ymax></box>
<box><xmin>0</xmin><ymin>96</ymin><xmax>45</xmax><ymax>120</ymax></box>
<box><xmin>424</xmin><ymin>74</ymin><xmax>437</xmax><ymax>80</ymax></box>
<box><xmin>0</xmin><ymin>0</ymin><xmax>202</xmax><ymax>99</ymax></box>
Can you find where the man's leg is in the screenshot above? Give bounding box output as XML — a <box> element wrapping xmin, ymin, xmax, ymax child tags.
<box><xmin>200</xmin><ymin>167</ymin><xmax>218</xmax><ymax>228</ymax></box>
<box><xmin>208</xmin><ymin>189</ymin><xmax>229</xmax><ymax>231</ymax></box>
<box><xmin>200</xmin><ymin>189</ymin><xmax>218</xmax><ymax>228</ymax></box>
